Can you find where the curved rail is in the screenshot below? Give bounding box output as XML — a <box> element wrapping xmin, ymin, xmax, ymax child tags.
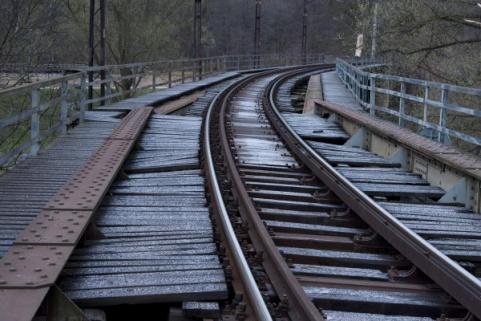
<box><xmin>203</xmin><ymin>73</ymin><xmax>273</xmax><ymax>321</ymax></box>
<box><xmin>204</xmin><ymin>67</ymin><xmax>330</xmax><ymax>321</ymax></box>
<box><xmin>263</xmin><ymin>69</ymin><xmax>481</xmax><ymax>320</ymax></box>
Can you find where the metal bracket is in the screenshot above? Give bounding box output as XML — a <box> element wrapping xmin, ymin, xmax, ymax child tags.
<box><xmin>326</xmin><ymin>113</ymin><xmax>337</xmax><ymax>122</ymax></box>
<box><xmin>387</xmin><ymin>147</ymin><xmax>408</xmax><ymax>169</ymax></box>
<box><xmin>84</xmin><ymin>222</ymin><xmax>105</xmax><ymax>241</ymax></box>
<box><xmin>343</xmin><ymin>127</ymin><xmax>367</xmax><ymax>149</ymax></box>
<box><xmin>47</xmin><ymin>285</ymin><xmax>89</xmax><ymax>321</ymax></box>
<box><xmin>439</xmin><ymin>178</ymin><xmax>466</xmax><ymax>205</ymax></box>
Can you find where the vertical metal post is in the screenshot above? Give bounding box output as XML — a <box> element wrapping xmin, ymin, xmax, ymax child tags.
<box><xmin>99</xmin><ymin>0</ymin><xmax>107</xmax><ymax>105</ymax></box>
<box><xmin>254</xmin><ymin>0</ymin><xmax>262</xmax><ymax>68</ymax></box>
<box><xmin>31</xmin><ymin>88</ymin><xmax>40</xmax><ymax>156</ymax></box>
<box><xmin>439</xmin><ymin>87</ymin><xmax>448</xmax><ymax>143</ymax></box>
<box><xmin>302</xmin><ymin>0</ymin><xmax>308</xmax><ymax>65</ymax></box>
<box><xmin>193</xmin><ymin>0</ymin><xmax>202</xmax><ymax>80</ymax></box>
<box><xmin>168</xmin><ymin>62</ymin><xmax>172</xmax><ymax>88</ymax></box>
<box><xmin>354</xmin><ymin>73</ymin><xmax>358</xmax><ymax>101</ymax></box>
<box><xmin>181</xmin><ymin>61</ymin><xmax>185</xmax><ymax>84</ymax></box>
<box><xmin>399</xmin><ymin>82</ymin><xmax>406</xmax><ymax>127</ymax></box>
<box><xmin>88</xmin><ymin>0</ymin><xmax>95</xmax><ymax>110</ymax></box>
<box><xmin>370</xmin><ymin>76</ymin><xmax>376</xmax><ymax>116</ymax></box>
<box><xmin>423</xmin><ymin>83</ymin><xmax>429</xmax><ymax>123</ymax></box>
<box><xmin>192</xmin><ymin>60</ymin><xmax>196</xmax><ymax>82</ymax></box>
<box><xmin>237</xmin><ymin>56</ymin><xmax>241</xmax><ymax>70</ymax></box>
<box><xmin>79</xmin><ymin>73</ymin><xmax>87</xmax><ymax>122</ymax></box>
<box><xmin>105</xmin><ymin>70</ymin><xmax>112</xmax><ymax>105</ymax></box>
<box><xmin>60</xmin><ymin>80</ymin><xmax>69</xmax><ymax>134</ymax></box>
<box><xmin>152</xmin><ymin>67</ymin><xmax>156</xmax><ymax>91</ymax></box>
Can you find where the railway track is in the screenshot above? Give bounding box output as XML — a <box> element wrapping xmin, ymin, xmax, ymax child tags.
<box><xmin>204</xmin><ymin>67</ymin><xmax>481</xmax><ymax>320</ymax></box>
<box><xmin>1</xmin><ymin>66</ymin><xmax>480</xmax><ymax>321</ymax></box>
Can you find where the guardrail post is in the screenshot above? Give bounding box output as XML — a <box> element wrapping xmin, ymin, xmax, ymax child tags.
<box><xmin>399</xmin><ymin>82</ymin><xmax>406</xmax><ymax>127</ymax></box>
<box><xmin>168</xmin><ymin>63</ymin><xmax>172</xmax><ymax>88</ymax></box>
<box><xmin>354</xmin><ymin>73</ymin><xmax>359</xmax><ymax>103</ymax></box>
<box><xmin>192</xmin><ymin>61</ymin><xmax>196</xmax><ymax>81</ymax></box>
<box><xmin>181</xmin><ymin>61</ymin><xmax>185</xmax><ymax>84</ymax></box>
<box><xmin>199</xmin><ymin>59</ymin><xmax>203</xmax><ymax>80</ymax></box>
<box><xmin>369</xmin><ymin>75</ymin><xmax>376</xmax><ymax>116</ymax></box>
<box><xmin>237</xmin><ymin>56</ymin><xmax>241</xmax><ymax>70</ymax></box>
<box><xmin>31</xmin><ymin>88</ymin><xmax>40</xmax><ymax>156</ymax></box>
<box><xmin>361</xmin><ymin>74</ymin><xmax>367</xmax><ymax>104</ymax></box>
<box><xmin>152</xmin><ymin>67</ymin><xmax>156</xmax><ymax>92</ymax></box>
<box><xmin>87</xmin><ymin>69</ymin><xmax>93</xmax><ymax>111</ymax></box>
<box><xmin>439</xmin><ymin>87</ymin><xmax>448</xmax><ymax>143</ymax></box>
<box><xmin>106</xmin><ymin>70</ymin><xmax>112</xmax><ymax>105</ymax></box>
<box><xmin>79</xmin><ymin>73</ymin><xmax>87</xmax><ymax>122</ymax></box>
<box><xmin>60</xmin><ymin>79</ymin><xmax>69</xmax><ymax>134</ymax></box>
<box><xmin>423</xmin><ymin>83</ymin><xmax>429</xmax><ymax>123</ymax></box>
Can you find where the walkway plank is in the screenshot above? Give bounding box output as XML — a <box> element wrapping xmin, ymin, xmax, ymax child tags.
<box><xmin>0</xmin><ymin>121</ymin><xmax>116</xmax><ymax>258</ymax></box>
<box><xmin>321</xmin><ymin>71</ymin><xmax>361</xmax><ymax>110</ymax></box>
<box><xmin>98</xmin><ymin>72</ymin><xmax>239</xmax><ymax>112</ymax></box>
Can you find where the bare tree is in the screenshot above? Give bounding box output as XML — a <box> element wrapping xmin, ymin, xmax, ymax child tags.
<box><xmin>353</xmin><ymin>0</ymin><xmax>481</xmax><ymax>86</ymax></box>
<box><xmin>0</xmin><ymin>0</ymin><xmax>61</xmax><ymax>88</ymax></box>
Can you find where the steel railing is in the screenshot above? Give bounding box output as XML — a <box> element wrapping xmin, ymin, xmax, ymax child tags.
<box><xmin>336</xmin><ymin>58</ymin><xmax>481</xmax><ymax>147</ymax></box>
<box><xmin>0</xmin><ymin>53</ymin><xmax>329</xmax><ymax>168</ymax></box>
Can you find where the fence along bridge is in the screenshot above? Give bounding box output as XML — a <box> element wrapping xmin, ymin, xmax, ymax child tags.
<box><xmin>0</xmin><ymin>54</ymin><xmax>481</xmax><ymax>321</ymax></box>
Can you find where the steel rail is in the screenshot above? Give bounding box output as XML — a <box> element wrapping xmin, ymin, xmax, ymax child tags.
<box><xmin>263</xmin><ymin>69</ymin><xmax>481</xmax><ymax>320</ymax></box>
<box><xmin>207</xmin><ymin>67</ymin><xmax>328</xmax><ymax>321</ymax></box>
<box><xmin>203</xmin><ymin>73</ymin><xmax>273</xmax><ymax>321</ymax></box>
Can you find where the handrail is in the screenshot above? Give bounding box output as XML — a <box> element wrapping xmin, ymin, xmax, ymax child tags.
<box><xmin>0</xmin><ymin>53</ymin><xmax>328</xmax><ymax>169</ymax></box>
<box><xmin>336</xmin><ymin>58</ymin><xmax>481</xmax><ymax>147</ymax></box>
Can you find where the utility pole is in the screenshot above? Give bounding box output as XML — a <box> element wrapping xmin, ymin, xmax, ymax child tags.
<box><xmin>88</xmin><ymin>0</ymin><xmax>95</xmax><ymax>109</ymax></box>
<box><xmin>302</xmin><ymin>0</ymin><xmax>308</xmax><ymax>64</ymax></box>
<box><xmin>99</xmin><ymin>0</ymin><xmax>107</xmax><ymax>103</ymax></box>
<box><xmin>254</xmin><ymin>0</ymin><xmax>262</xmax><ymax>68</ymax></box>
<box><xmin>87</xmin><ymin>0</ymin><xmax>107</xmax><ymax>108</ymax></box>
<box><xmin>370</xmin><ymin>1</ymin><xmax>379</xmax><ymax>60</ymax></box>
<box><xmin>193</xmin><ymin>0</ymin><xmax>202</xmax><ymax>79</ymax></box>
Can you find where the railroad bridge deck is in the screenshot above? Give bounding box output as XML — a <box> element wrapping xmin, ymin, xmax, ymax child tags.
<box><xmin>0</xmin><ymin>72</ymin><xmax>238</xmax><ymax>321</ymax></box>
<box><xmin>1</xmin><ymin>61</ymin><xmax>481</xmax><ymax>321</ymax></box>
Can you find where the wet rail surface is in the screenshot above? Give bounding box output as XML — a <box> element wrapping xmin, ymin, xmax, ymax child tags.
<box><xmin>204</xmin><ymin>67</ymin><xmax>480</xmax><ymax>320</ymax></box>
